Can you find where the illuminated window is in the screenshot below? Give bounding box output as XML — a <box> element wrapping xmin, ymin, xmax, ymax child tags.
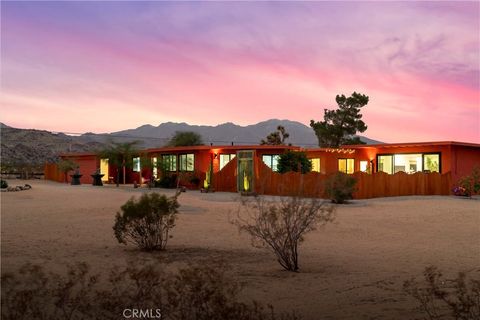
<box><xmin>338</xmin><ymin>158</ymin><xmax>354</xmax><ymax>174</ymax></box>
<box><xmin>360</xmin><ymin>160</ymin><xmax>369</xmax><ymax>173</ymax></box>
<box><xmin>162</xmin><ymin>155</ymin><xmax>177</xmax><ymax>172</ymax></box>
<box><xmin>378</xmin><ymin>155</ymin><xmax>393</xmax><ymax>174</ymax></box>
<box><xmin>152</xmin><ymin>157</ymin><xmax>158</xmax><ymax>177</ymax></box>
<box><xmin>219</xmin><ymin>154</ymin><xmax>236</xmax><ymax>170</ymax></box>
<box><xmin>262</xmin><ymin>155</ymin><xmax>280</xmax><ymax>171</ymax></box>
<box><xmin>133</xmin><ymin>157</ymin><xmax>140</xmax><ymax>172</ymax></box>
<box><xmin>424</xmin><ymin>154</ymin><xmax>440</xmax><ymax>173</ymax></box>
<box><xmin>179</xmin><ymin>154</ymin><xmax>194</xmax><ymax>172</ymax></box>
<box><xmin>376</xmin><ymin>153</ymin><xmax>441</xmax><ymax>174</ymax></box>
<box><xmin>311</xmin><ymin>158</ymin><xmax>321</xmax><ymax>172</ymax></box>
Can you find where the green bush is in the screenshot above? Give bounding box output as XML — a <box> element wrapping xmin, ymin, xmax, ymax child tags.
<box><xmin>324</xmin><ymin>172</ymin><xmax>357</xmax><ymax>204</ymax></box>
<box><xmin>0</xmin><ymin>179</ymin><xmax>8</xmax><ymax>189</ymax></box>
<box><xmin>277</xmin><ymin>151</ymin><xmax>312</xmax><ymax>174</ymax></box>
<box><xmin>113</xmin><ymin>192</ymin><xmax>179</xmax><ymax>251</ymax></box>
<box><xmin>456</xmin><ymin>166</ymin><xmax>480</xmax><ymax>197</ymax></box>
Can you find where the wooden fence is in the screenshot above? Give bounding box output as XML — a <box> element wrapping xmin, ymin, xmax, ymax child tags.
<box><xmin>214</xmin><ymin>160</ymin><xmax>452</xmax><ymax>199</ymax></box>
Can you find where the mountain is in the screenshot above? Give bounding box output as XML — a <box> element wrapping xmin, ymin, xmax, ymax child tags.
<box><xmin>107</xmin><ymin>119</ymin><xmax>381</xmax><ymax>147</ymax></box>
<box><xmin>0</xmin><ymin>120</ymin><xmax>382</xmax><ymax>170</ymax></box>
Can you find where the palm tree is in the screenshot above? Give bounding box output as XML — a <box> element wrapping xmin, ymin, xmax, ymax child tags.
<box><xmin>98</xmin><ymin>141</ymin><xmax>139</xmax><ymax>187</ymax></box>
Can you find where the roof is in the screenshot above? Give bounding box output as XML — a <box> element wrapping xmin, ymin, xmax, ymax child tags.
<box><xmin>145</xmin><ymin>144</ymin><xmax>300</xmax><ymax>153</ymax></box>
<box><xmin>341</xmin><ymin>141</ymin><xmax>480</xmax><ymax>149</ymax></box>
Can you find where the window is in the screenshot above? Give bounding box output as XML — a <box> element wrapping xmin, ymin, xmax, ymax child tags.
<box><xmin>378</xmin><ymin>155</ymin><xmax>393</xmax><ymax>174</ymax></box>
<box><xmin>133</xmin><ymin>157</ymin><xmax>140</xmax><ymax>172</ymax></box>
<box><xmin>424</xmin><ymin>154</ymin><xmax>440</xmax><ymax>173</ymax></box>
<box><xmin>219</xmin><ymin>154</ymin><xmax>236</xmax><ymax>170</ymax></box>
<box><xmin>338</xmin><ymin>158</ymin><xmax>354</xmax><ymax>174</ymax></box>
<box><xmin>360</xmin><ymin>160</ymin><xmax>369</xmax><ymax>173</ymax></box>
<box><xmin>377</xmin><ymin>153</ymin><xmax>441</xmax><ymax>174</ymax></box>
<box><xmin>162</xmin><ymin>155</ymin><xmax>177</xmax><ymax>172</ymax></box>
<box><xmin>179</xmin><ymin>154</ymin><xmax>194</xmax><ymax>172</ymax></box>
<box><xmin>152</xmin><ymin>157</ymin><xmax>158</xmax><ymax>178</ymax></box>
<box><xmin>262</xmin><ymin>154</ymin><xmax>280</xmax><ymax>171</ymax></box>
<box><xmin>311</xmin><ymin>158</ymin><xmax>321</xmax><ymax>172</ymax></box>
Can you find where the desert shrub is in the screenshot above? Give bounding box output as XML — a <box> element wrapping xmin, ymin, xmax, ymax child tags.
<box><xmin>324</xmin><ymin>172</ymin><xmax>357</xmax><ymax>203</ymax></box>
<box><xmin>1</xmin><ymin>262</ymin><xmax>300</xmax><ymax>320</ymax></box>
<box><xmin>277</xmin><ymin>151</ymin><xmax>312</xmax><ymax>174</ymax></box>
<box><xmin>454</xmin><ymin>166</ymin><xmax>480</xmax><ymax>197</ymax></box>
<box><xmin>113</xmin><ymin>192</ymin><xmax>179</xmax><ymax>251</ymax></box>
<box><xmin>234</xmin><ymin>196</ymin><xmax>335</xmax><ymax>272</ymax></box>
<box><xmin>403</xmin><ymin>265</ymin><xmax>480</xmax><ymax>320</ymax></box>
<box><xmin>155</xmin><ymin>174</ymin><xmax>178</xmax><ymax>188</ymax></box>
<box><xmin>1</xmin><ymin>179</ymin><xmax>7</xmax><ymax>189</ymax></box>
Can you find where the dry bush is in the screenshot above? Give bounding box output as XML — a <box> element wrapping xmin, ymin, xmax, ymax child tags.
<box><xmin>2</xmin><ymin>262</ymin><xmax>300</xmax><ymax>320</ymax></box>
<box><xmin>403</xmin><ymin>266</ymin><xmax>480</xmax><ymax>320</ymax></box>
<box><xmin>234</xmin><ymin>196</ymin><xmax>335</xmax><ymax>272</ymax></box>
<box><xmin>113</xmin><ymin>192</ymin><xmax>180</xmax><ymax>251</ymax></box>
<box><xmin>324</xmin><ymin>172</ymin><xmax>357</xmax><ymax>204</ymax></box>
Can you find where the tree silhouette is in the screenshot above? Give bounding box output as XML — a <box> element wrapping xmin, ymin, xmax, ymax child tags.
<box><xmin>260</xmin><ymin>125</ymin><xmax>290</xmax><ymax>145</ymax></box>
<box><xmin>167</xmin><ymin>131</ymin><xmax>203</xmax><ymax>147</ymax></box>
<box><xmin>310</xmin><ymin>92</ymin><xmax>369</xmax><ymax>147</ymax></box>
<box><xmin>98</xmin><ymin>141</ymin><xmax>139</xmax><ymax>187</ymax></box>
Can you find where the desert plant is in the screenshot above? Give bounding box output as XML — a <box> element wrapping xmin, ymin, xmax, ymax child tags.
<box><xmin>113</xmin><ymin>192</ymin><xmax>180</xmax><ymax>251</ymax></box>
<box><xmin>455</xmin><ymin>166</ymin><xmax>480</xmax><ymax>197</ymax></box>
<box><xmin>234</xmin><ymin>196</ymin><xmax>335</xmax><ymax>272</ymax></box>
<box><xmin>1</xmin><ymin>179</ymin><xmax>8</xmax><ymax>189</ymax></box>
<box><xmin>277</xmin><ymin>151</ymin><xmax>312</xmax><ymax>174</ymax></box>
<box><xmin>155</xmin><ymin>174</ymin><xmax>178</xmax><ymax>189</ymax></box>
<box><xmin>261</xmin><ymin>125</ymin><xmax>290</xmax><ymax>145</ymax></box>
<box><xmin>324</xmin><ymin>172</ymin><xmax>357</xmax><ymax>203</ymax></box>
<box><xmin>57</xmin><ymin>159</ymin><xmax>78</xmax><ymax>183</ymax></box>
<box><xmin>97</xmin><ymin>141</ymin><xmax>140</xmax><ymax>187</ymax></box>
<box><xmin>1</xmin><ymin>262</ymin><xmax>300</xmax><ymax>320</ymax></box>
<box><xmin>167</xmin><ymin>131</ymin><xmax>204</xmax><ymax>147</ymax></box>
<box><xmin>403</xmin><ymin>265</ymin><xmax>480</xmax><ymax>320</ymax></box>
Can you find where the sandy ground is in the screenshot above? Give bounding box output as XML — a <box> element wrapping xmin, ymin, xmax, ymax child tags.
<box><xmin>1</xmin><ymin>180</ymin><xmax>479</xmax><ymax>319</ymax></box>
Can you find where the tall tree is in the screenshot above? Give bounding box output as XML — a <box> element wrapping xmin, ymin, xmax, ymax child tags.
<box><xmin>260</xmin><ymin>125</ymin><xmax>290</xmax><ymax>145</ymax></box>
<box><xmin>98</xmin><ymin>141</ymin><xmax>139</xmax><ymax>187</ymax></box>
<box><xmin>57</xmin><ymin>159</ymin><xmax>78</xmax><ymax>183</ymax></box>
<box><xmin>167</xmin><ymin>131</ymin><xmax>203</xmax><ymax>147</ymax></box>
<box><xmin>310</xmin><ymin>92</ymin><xmax>369</xmax><ymax>148</ymax></box>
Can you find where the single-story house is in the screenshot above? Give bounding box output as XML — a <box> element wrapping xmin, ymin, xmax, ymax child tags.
<box><xmin>51</xmin><ymin>141</ymin><xmax>480</xmax><ymax>196</ymax></box>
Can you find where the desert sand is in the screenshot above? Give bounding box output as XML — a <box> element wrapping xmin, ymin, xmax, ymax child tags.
<box><xmin>1</xmin><ymin>180</ymin><xmax>479</xmax><ymax>319</ymax></box>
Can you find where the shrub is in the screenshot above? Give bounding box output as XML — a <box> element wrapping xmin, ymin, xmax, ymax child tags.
<box><xmin>403</xmin><ymin>265</ymin><xmax>480</xmax><ymax>320</ymax></box>
<box><xmin>155</xmin><ymin>174</ymin><xmax>177</xmax><ymax>188</ymax></box>
<box><xmin>234</xmin><ymin>196</ymin><xmax>335</xmax><ymax>272</ymax></box>
<box><xmin>277</xmin><ymin>151</ymin><xmax>312</xmax><ymax>174</ymax></box>
<box><xmin>324</xmin><ymin>172</ymin><xmax>357</xmax><ymax>204</ymax></box>
<box><xmin>113</xmin><ymin>192</ymin><xmax>179</xmax><ymax>251</ymax></box>
<box><xmin>1</xmin><ymin>262</ymin><xmax>300</xmax><ymax>320</ymax></box>
<box><xmin>454</xmin><ymin>166</ymin><xmax>480</xmax><ymax>197</ymax></box>
<box><xmin>1</xmin><ymin>179</ymin><xmax>8</xmax><ymax>189</ymax></box>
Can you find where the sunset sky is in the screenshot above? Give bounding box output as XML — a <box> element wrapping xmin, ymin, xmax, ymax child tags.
<box><xmin>1</xmin><ymin>1</ymin><xmax>479</xmax><ymax>143</ymax></box>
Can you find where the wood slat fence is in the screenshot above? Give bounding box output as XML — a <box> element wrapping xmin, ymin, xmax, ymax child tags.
<box><xmin>214</xmin><ymin>160</ymin><xmax>452</xmax><ymax>199</ymax></box>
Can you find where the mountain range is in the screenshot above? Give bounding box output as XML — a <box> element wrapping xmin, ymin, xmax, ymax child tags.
<box><xmin>0</xmin><ymin>119</ymin><xmax>381</xmax><ymax>170</ymax></box>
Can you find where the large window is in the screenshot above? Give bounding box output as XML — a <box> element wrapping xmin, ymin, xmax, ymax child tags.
<box><xmin>132</xmin><ymin>157</ymin><xmax>140</xmax><ymax>172</ymax></box>
<box><xmin>377</xmin><ymin>153</ymin><xmax>440</xmax><ymax>174</ymax></box>
<box><xmin>219</xmin><ymin>154</ymin><xmax>236</xmax><ymax>170</ymax></box>
<box><xmin>311</xmin><ymin>158</ymin><xmax>321</xmax><ymax>172</ymax></box>
<box><xmin>162</xmin><ymin>155</ymin><xmax>177</xmax><ymax>172</ymax></box>
<box><xmin>179</xmin><ymin>154</ymin><xmax>194</xmax><ymax>172</ymax></box>
<box><xmin>262</xmin><ymin>154</ymin><xmax>280</xmax><ymax>172</ymax></box>
<box><xmin>338</xmin><ymin>158</ymin><xmax>354</xmax><ymax>174</ymax></box>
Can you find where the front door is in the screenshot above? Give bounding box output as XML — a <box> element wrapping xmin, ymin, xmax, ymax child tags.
<box><xmin>237</xmin><ymin>150</ymin><xmax>254</xmax><ymax>192</ymax></box>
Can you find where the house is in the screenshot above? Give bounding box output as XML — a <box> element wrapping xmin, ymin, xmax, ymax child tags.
<box><xmin>48</xmin><ymin>141</ymin><xmax>480</xmax><ymax>197</ymax></box>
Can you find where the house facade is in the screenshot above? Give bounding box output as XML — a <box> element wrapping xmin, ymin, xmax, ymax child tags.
<box><xmin>51</xmin><ymin>141</ymin><xmax>480</xmax><ymax>196</ymax></box>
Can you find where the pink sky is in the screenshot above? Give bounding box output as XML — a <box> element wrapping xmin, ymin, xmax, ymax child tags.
<box><xmin>1</xmin><ymin>1</ymin><xmax>479</xmax><ymax>143</ymax></box>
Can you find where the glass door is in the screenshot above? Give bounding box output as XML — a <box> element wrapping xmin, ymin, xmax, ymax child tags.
<box><xmin>237</xmin><ymin>150</ymin><xmax>254</xmax><ymax>192</ymax></box>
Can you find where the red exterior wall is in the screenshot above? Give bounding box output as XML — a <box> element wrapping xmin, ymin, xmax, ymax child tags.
<box><xmin>60</xmin><ymin>154</ymin><xmax>99</xmax><ymax>184</ymax></box>
<box><xmin>450</xmin><ymin>145</ymin><xmax>480</xmax><ymax>184</ymax></box>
